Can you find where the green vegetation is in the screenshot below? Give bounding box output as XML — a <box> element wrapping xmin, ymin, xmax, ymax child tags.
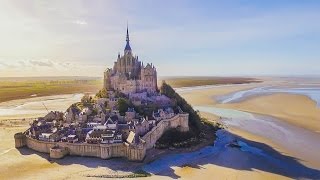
<box><xmin>161</xmin><ymin>77</ymin><xmax>260</xmax><ymax>88</ymax></box>
<box><xmin>95</xmin><ymin>88</ymin><xmax>108</xmax><ymax>98</ymax></box>
<box><xmin>160</xmin><ymin>81</ymin><xmax>202</xmax><ymax>134</ymax></box>
<box><xmin>128</xmin><ymin>170</ymin><xmax>151</xmax><ymax>178</ymax></box>
<box><xmin>155</xmin><ymin>116</ymin><xmax>220</xmax><ymax>149</ymax></box>
<box><xmin>86</xmin><ymin>170</ymin><xmax>151</xmax><ymax>178</ymax></box>
<box><xmin>0</xmin><ymin>77</ymin><xmax>102</xmax><ymax>103</ymax></box>
<box><xmin>115</xmin><ymin>94</ymin><xmax>160</xmax><ymax>117</ymax></box>
<box><xmin>157</xmin><ymin>81</ymin><xmax>220</xmax><ymax>149</ymax></box>
<box><xmin>112</xmin><ymin>81</ymin><xmax>220</xmax><ymax>149</ymax></box>
<box><xmin>67</xmin><ymin>93</ymin><xmax>96</xmax><ymax>111</ymax></box>
<box><xmin>134</xmin><ymin>104</ymin><xmax>160</xmax><ymax>118</ymax></box>
<box><xmin>155</xmin><ymin>129</ymin><xmax>197</xmax><ymax>149</ymax></box>
<box><xmin>81</xmin><ymin>94</ymin><xmax>95</xmax><ymax>106</ymax></box>
<box><xmin>116</xmin><ymin>98</ymin><xmax>132</xmax><ymax>116</ymax></box>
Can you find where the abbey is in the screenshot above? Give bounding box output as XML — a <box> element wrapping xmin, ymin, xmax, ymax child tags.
<box><xmin>104</xmin><ymin>26</ymin><xmax>157</xmax><ymax>94</ymax></box>
<box><xmin>14</xmin><ymin>26</ymin><xmax>189</xmax><ymax>162</ymax></box>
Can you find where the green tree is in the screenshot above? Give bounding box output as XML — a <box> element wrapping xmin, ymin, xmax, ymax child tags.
<box><xmin>81</xmin><ymin>94</ymin><xmax>94</xmax><ymax>107</ymax></box>
<box><xmin>116</xmin><ymin>98</ymin><xmax>131</xmax><ymax>116</ymax></box>
<box><xmin>96</xmin><ymin>89</ymin><xmax>108</xmax><ymax>98</ymax></box>
<box><xmin>160</xmin><ymin>81</ymin><xmax>202</xmax><ymax>134</ymax></box>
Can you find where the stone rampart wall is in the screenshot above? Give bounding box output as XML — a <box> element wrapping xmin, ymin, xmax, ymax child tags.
<box><xmin>24</xmin><ymin>137</ymin><xmax>145</xmax><ymax>161</ymax></box>
<box><xmin>142</xmin><ymin>113</ymin><xmax>189</xmax><ymax>149</ymax></box>
<box><xmin>17</xmin><ymin>113</ymin><xmax>189</xmax><ymax>161</ymax></box>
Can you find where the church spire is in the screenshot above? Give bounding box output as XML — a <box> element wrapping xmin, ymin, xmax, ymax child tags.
<box><xmin>124</xmin><ymin>23</ymin><xmax>132</xmax><ymax>53</ymax></box>
<box><xmin>126</xmin><ymin>23</ymin><xmax>130</xmax><ymax>43</ymax></box>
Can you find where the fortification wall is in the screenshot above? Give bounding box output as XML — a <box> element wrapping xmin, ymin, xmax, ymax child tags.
<box><xmin>126</xmin><ymin>144</ymin><xmax>146</xmax><ymax>161</ymax></box>
<box><xmin>15</xmin><ymin>113</ymin><xmax>188</xmax><ymax>161</ymax></box>
<box><xmin>23</xmin><ymin>136</ymin><xmax>146</xmax><ymax>161</ymax></box>
<box><xmin>142</xmin><ymin>113</ymin><xmax>189</xmax><ymax>149</ymax></box>
<box><xmin>26</xmin><ymin>137</ymin><xmax>55</xmax><ymax>153</ymax></box>
<box><xmin>50</xmin><ymin>147</ymin><xmax>69</xmax><ymax>159</ymax></box>
<box><xmin>14</xmin><ymin>133</ymin><xmax>27</xmax><ymax>148</ymax></box>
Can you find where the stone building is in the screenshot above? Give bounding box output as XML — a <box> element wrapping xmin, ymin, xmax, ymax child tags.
<box><xmin>104</xmin><ymin>26</ymin><xmax>158</xmax><ymax>94</ymax></box>
<box><xmin>14</xmin><ymin>25</ymin><xmax>190</xmax><ymax>162</ymax></box>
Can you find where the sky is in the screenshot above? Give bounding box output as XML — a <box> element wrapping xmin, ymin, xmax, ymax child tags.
<box><xmin>0</xmin><ymin>0</ymin><xmax>320</xmax><ymax>77</ymax></box>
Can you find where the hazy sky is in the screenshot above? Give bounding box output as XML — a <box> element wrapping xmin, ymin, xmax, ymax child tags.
<box><xmin>0</xmin><ymin>0</ymin><xmax>320</xmax><ymax>77</ymax></box>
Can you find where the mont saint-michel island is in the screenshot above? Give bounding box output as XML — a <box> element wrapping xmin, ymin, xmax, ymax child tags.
<box><xmin>2</xmin><ymin>1</ymin><xmax>320</xmax><ymax>180</ymax></box>
<box><xmin>14</xmin><ymin>27</ymin><xmax>213</xmax><ymax>163</ymax></box>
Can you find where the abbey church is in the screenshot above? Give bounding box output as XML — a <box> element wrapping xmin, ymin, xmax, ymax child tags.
<box><xmin>104</xmin><ymin>26</ymin><xmax>158</xmax><ymax>94</ymax></box>
<box><xmin>14</xmin><ymin>25</ymin><xmax>190</xmax><ymax>162</ymax></box>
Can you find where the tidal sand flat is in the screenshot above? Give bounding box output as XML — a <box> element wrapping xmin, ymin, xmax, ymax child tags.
<box><xmin>178</xmin><ymin>80</ymin><xmax>320</xmax><ymax>179</ymax></box>
<box><xmin>217</xmin><ymin>93</ymin><xmax>320</xmax><ymax>133</ymax></box>
<box><xmin>176</xmin><ymin>83</ymin><xmax>262</xmax><ymax>106</ymax></box>
<box><xmin>1</xmin><ymin>78</ymin><xmax>320</xmax><ymax>179</ymax></box>
<box><xmin>196</xmin><ymin>106</ymin><xmax>320</xmax><ymax>169</ymax></box>
<box><xmin>0</xmin><ymin>94</ymin><xmax>83</xmax><ymax>120</ymax></box>
<box><xmin>143</xmin><ymin>129</ymin><xmax>320</xmax><ymax>180</ymax></box>
<box><xmin>217</xmin><ymin>86</ymin><xmax>320</xmax><ymax>107</ymax></box>
<box><xmin>214</xmin><ymin>85</ymin><xmax>320</xmax><ymax>133</ymax></box>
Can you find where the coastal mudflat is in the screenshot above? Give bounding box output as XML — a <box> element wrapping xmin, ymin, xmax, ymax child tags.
<box><xmin>1</xmin><ymin>78</ymin><xmax>320</xmax><ymax>179</ymax></box>
<box><xmin>176</xmin><ymin>80</ymin><xmax>320</xmax><ymax>179</ymax></box>
<box><xmin>0</xmin><ymin>94</ymin><xmax>83</xmax><ymax>120</ymax></box>
<box><xmin>217</xmin><ymin>93</ymin><xmax>320</xmax><ymax>133</ymax></box>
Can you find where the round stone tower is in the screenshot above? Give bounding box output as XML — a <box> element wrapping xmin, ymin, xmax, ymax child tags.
<box><xmin>14</xmin><ymin>132</ymin><xmax>27</xmax><ymax>148</ymax></box>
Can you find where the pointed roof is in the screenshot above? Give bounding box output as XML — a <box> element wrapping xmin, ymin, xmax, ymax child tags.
<box><xmin>104</xmin><ymin>117</ymin><xmax>114</xmax><ymax>125</ymax></box>
<box><xmin>124</xmin><ymin>24</ymin><xmax>132</xmax><ymax>51</ymax></box>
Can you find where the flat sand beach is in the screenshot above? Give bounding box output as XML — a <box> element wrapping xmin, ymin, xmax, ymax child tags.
<box><xmin>217</xmin><ymin>93</ymin><xmax>320</xmax><ymax>133</ymax></box>
<box><xmin>1</xmin><ymin>80</ymin><xmax>320</xmax><ymax>179</ymax></box>
<box><xmin>176</xmin><ymin>81</ymin><xmax>320</xmax><ymax>178</ymax></box>
<box><xmin>180</xmin><ymin>83</ymin><xmax>320</xmax><ymax>133</ymax></box>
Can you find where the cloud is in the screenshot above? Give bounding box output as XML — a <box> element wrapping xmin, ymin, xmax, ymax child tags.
<box><xmin>29</xmin><ymin>60</ymin><xmax>54</xmax><ymax>67</ymax></box>
<box><xmin>0</xmin><ymin>61</ymin><xmax>21</xmax><ymax>69</ymax></box>
<box><xmin>0</xmin><ymin>60</ymin><xmax>55</xmax><ymax>70</ymax></box>
<box><xmin>0</xmin><ymin>59</ymin><xmax>105</xmax><ymax>77</ymax></box>
<box><xmin>1</xmin><ymin>1</ymin><xmax>320</xmax><ymax>76</ymax></box>
<box><xmin>73</xmin><ymin>20</ymin><xmax>87</xmax><ymax>25</ymax></box>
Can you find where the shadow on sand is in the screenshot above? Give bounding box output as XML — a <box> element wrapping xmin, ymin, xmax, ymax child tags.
<box><xmin>141</xmin><ymin>130</ymin><xmax>320</xmax><ymax>179</ymax></box>
<box><xmin>17</xmin><ymin>147</ymin><xmax>143</xmax><ymax>175</ymax></box>
<box><xmin>17</xmin><ymin>130</ymin><xmax>320</xmax><ymax>179</ymax></box>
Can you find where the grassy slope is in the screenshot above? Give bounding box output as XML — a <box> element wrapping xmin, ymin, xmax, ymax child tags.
<box><xmin>156</xmin><ymin>82</ymin><xmax>220</xmax><ymax>149</ymax></box>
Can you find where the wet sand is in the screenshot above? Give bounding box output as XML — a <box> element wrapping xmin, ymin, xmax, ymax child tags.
<box><xmin>180</xmin><ymin>83</ymin><xmax>320</xmax><ymax>133</ymax></box>
<box><xmin>217</xmin><ymin>93</ymin><xmax>320</xmax><ymax>133</ymax></box>
<box><xmin>139</xmin><ymin>80</ymin><xmax>320</xmax><ymax>179</ymax></box>
<box><xmin>1</xmin><ymin>80</ymin><xmax>320</xmax><ymax>179</ymax></box>
<box><xmin>141</xmin><ymin>128</ymin><xmax>320</xmax><ymax>180</ymax></box>
<box><xmin>177</xmin><ymin>83</ymin><xmax>320</xmax><ymax>179</ymax></box>
<box><xmin>0</xmin><ymin>94</ymin><xmax>83</xmax><ymax>120</ymax></box>
<box><xmin>178</xmin><ymin>83</ymin><xmax>261</xmax><ymax>105</ymax></box>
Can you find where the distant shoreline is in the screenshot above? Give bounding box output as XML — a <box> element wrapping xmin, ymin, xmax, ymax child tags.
<box><xmin>161</xmin><ymin>77</ymin><xmax>261</xmax><ymax>88</ymax></box>
<box><xmin>0</xmin><ymin>76</ymin><xmax>261</xmax><ymax>104</ymax></box>
<box><xmin>0</xmin><ymin>77</ymin><xmax>101</xmax><ymax>103</ymax></box>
